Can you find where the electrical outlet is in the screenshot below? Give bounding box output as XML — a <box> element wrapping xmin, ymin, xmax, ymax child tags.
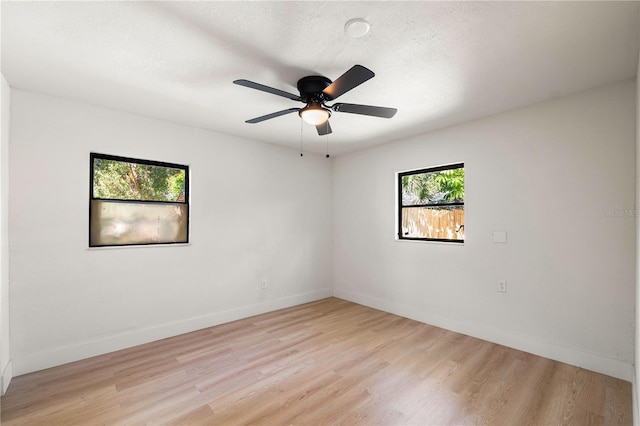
<box><xmin>261</xmin><ymin>279</ymin><xmax>268</xmax><ymax>289</ymax></box>
<box><xmin>497</xmin><ymin>280</ymin><xmax>507</xmax><ymax>293</ymax></box>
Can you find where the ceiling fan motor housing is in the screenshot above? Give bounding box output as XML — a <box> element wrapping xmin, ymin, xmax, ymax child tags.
<box><xmin>297</xmin><ymin>76</ymin><xmax>333</xmax><ymax>102</ymax></box>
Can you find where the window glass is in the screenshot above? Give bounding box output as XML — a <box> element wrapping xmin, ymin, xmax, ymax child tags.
<box><xmin>399</xmin><ymin>164</ymin><xmax>464</xmax><ymax>242</ymax></box>
<box><xmin>90</xmin><ymin>153</ymin><xmax>189</xmax><ymax>247</ymax></box>
<box><xmin>93</xmin><ymin>157</ymin><xmax>186</xmax><ymax>202</ymax></box>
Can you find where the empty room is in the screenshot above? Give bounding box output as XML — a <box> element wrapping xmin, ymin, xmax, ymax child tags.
<box><xmin>1</xmin><ymin>1</ymin><xmax>639</xmax><ymax>424</ymax></box>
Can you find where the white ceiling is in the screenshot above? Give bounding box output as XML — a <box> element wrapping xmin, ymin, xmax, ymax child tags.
<box><xmin>2</xmin><ymin>1</ymin><xmax>639</xmax><ymax>156</ymax></box>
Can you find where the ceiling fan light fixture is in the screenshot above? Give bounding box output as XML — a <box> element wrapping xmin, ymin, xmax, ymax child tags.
<box><xmin>299</xmin><ymin>103</ymin><xmax>331</xmax><ymax>125</ymax></box>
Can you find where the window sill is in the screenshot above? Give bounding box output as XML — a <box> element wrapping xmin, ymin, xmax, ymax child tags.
<box><xmin>87</xmin><ymin>243</ymin><xmax>191</xmax><ymax>251</ymax></box>
<box><xmin>395</xmin><ymin>238</ymin><xmax>464</xmax><ymax>246</ymax></box>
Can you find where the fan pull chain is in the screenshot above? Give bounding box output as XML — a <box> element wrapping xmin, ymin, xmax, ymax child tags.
<box><xmin>326</xmin><ymin>123</ymin><xmax>330</xmax><ymax>158</ymax></box>
<box><xmin>300</xmin><ymin>118</ymin><xmax>304</xmax><ymax>157</ymax></box>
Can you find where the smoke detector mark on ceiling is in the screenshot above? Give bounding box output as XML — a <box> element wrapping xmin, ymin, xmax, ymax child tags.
<box><xmin>345</xmin><ymin>18</ymin><xmax>370</xmax><ymax>38</ymax></box>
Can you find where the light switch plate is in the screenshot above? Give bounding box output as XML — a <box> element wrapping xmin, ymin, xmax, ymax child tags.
<box><xmin>492</xmin><ymin>231</ymin><xmax>507</xmax><ymax>243</ymax></box>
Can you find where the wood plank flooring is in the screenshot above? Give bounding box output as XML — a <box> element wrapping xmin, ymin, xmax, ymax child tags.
<box><xmin>0</xmin><ymin>297</ymin><xmax>632</xmax><ymax>425</ymax></box>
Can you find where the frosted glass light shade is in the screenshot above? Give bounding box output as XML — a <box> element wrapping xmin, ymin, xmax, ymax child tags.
<box><xmin>299</xmin><ymin>106</ymin><xmax>330</xmax><ymax>125</ymax></box>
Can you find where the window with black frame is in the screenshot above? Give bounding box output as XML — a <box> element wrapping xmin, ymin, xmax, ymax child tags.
<box><xmin>89</xmin><ymin>153</ymin><xmax>189</xmax><ymax>247</ymax></box>
<box><xmin>398</xmin><ymin>163</ymin><xmax>464</xmax><ymax>242</ymax></box>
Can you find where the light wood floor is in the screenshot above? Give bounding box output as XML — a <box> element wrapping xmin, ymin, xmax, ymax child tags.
<box><xmin>1</xmin><ymin>297</ymin><xmax>632</xmax><ymax>425</ymax></box>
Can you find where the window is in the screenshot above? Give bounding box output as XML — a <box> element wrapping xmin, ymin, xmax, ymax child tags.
<box><xmin>398</xmin><ymin>163</ymin><xmax>464</xmax><ymax>243</ymax></box>
<box><xmin>89</xmin><ymin>153</ymin><xmax>189</xmax><ymax>247</ymax></box>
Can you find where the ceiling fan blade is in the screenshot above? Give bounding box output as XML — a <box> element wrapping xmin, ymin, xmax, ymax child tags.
<box><xmin>234</xmin><ymin>79</ymin><xmax>302</xmax><ymax>102</ymax></box>
<box><xmin>316</xmin><ymin>121</ymin><xmax>332</xmax><ymax>136</ymax></box>
<box><xmin>245</xmin><ymin>108</ymin><xmax>300</xmax><ymax>123</ymax></box>
<box><xmin>322</xmin><ymin>65</ymin><xmax>375</xmax><ymax>100</ymax></box>
<box><xmin>332</xmin><ymin>103</ymin><xmax>397</xmax><ymax>118</ymax></box>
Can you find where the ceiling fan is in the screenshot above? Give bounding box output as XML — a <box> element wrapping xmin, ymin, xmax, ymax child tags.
<box><xmin>233</xmin><ymin>65</ymin><xmax>397</xmax><ymax>136</ymax></box>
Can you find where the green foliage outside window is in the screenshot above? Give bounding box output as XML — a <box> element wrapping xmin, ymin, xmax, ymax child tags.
<box><xmin>402</xmin><ymin>167</ymin><xmax>464</xmax><ymax>204</ymax></box>
<box><xmin>93</xmin><ymin>158</ymin><xmax>185</xmax><ymax>202</ymax></box>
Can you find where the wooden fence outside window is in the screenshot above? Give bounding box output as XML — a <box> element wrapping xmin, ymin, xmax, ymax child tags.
<box><xmin>401</xmin><ymin>208</ymin><xmax>464</xmax><ymax>240</ymax></box>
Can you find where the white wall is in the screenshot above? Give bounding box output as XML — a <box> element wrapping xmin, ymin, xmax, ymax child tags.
<box><xmin>334</xmin><ymin>80</ymin><xmax>636</xmax><ymax>381</ymax></box>
<box><xmin>635</xmin><ymin>52</ymin><xmax>640</xmax><ymax>423</ymax></box>
<box><xmin>9</xmin><ymin>89</ymin><xmax>333</xmax><ymax>375</ymax></box>
<box><xmin>1</xmin><ymin>74</ymin><xmax>12</xmax><ymax>394</ymax></box>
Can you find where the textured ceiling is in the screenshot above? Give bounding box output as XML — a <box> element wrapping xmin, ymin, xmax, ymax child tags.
<box><xmin>2</xmin><ymin>1</ymin><xmax>639</xmax><ymax>155</ymax></box>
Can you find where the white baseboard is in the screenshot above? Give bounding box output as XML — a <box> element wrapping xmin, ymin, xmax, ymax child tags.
<box><xmin>14</xmin><ymin>289</ymin><xmax>332</xmax><ymax>376</ymax></box>
<box><xmin>334</xmin><ymin>287</ymin><xmax>634</xmax><ymax>382</ymax></box>
<box><xmin>1</xmin><ymin>359</ymin><xmax>12</xmax><ymax>395</ymax></box>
